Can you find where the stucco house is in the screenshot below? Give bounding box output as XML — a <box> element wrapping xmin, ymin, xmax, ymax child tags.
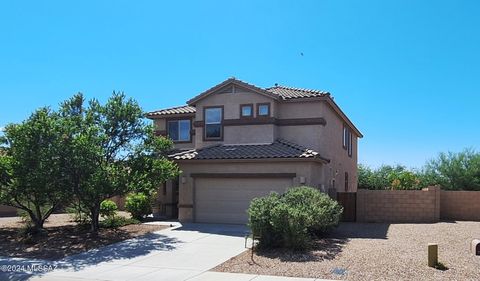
<box><xmin>147</xmin><ymin>78</ymin><xmax>362</xmax><ymax>224</ymax></box>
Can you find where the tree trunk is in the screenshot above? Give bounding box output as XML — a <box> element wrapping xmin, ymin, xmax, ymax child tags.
<box><xmin>90</xmin><ymin>203</ymin><xmax>101</xmax><ymax>233</ymax></box>
<box><xmin>31</xmin><ymin>216</ymin><xmax>44</xmax><ymax>232</ymax></box>
<box><xmin>25</xmin><ymin>209</ymin><xmax>44</xmax><ymax>233</ymax></box>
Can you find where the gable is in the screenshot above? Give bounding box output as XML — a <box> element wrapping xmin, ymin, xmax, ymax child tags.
<box><xmin>187</xmin><ymin>78</ymin><xmax>278</xmax><ymax>105</ymax></box>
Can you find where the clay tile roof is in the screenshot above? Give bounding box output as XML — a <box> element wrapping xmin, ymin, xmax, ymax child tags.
<box><xmin>265</xmin><ymin>85</ymin><xmax>330</xmax><ymax>100</ymax></box>
<box><xmin>146</xmin><ymin>105</ymin><xmax>196</xmax><ymax>117</ymax></box>
<box><xmin>168</xmin><ymin>139</ymin><xmax>329</xmax><ymax>162</ymax></box>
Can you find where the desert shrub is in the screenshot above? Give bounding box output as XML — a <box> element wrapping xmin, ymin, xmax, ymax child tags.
<box><xmin>248</xmin><ymin>186</ymin><xmax>343</xmax><ymax>250</ymax></box>
<box><xmin>100</xmin><ymin>200</ymin><xmax>118</xmax><ymax>219</ymax></box>
<box><xmin>248</xmin><ymin>193</ymin><xmax>282</xmax><ymax>248</ymax></box>
<box><xmin>100</xmin><ymin>216</ymin><xmax>140</xmax><ymax>228</ymax></box>
<box><xmin>125</xmin><ymin>193</ymin><xmax>152</xmax><ymax>220</ymax></box>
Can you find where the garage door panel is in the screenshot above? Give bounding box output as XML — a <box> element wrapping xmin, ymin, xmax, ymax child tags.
<box><xmin>195</xmin><ymin>177</ymin><xmax>293</xmax><ymax>224</ymax></box>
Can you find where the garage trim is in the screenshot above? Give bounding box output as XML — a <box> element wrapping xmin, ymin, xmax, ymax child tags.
<box><xmin>190</xmin><ymin>173</ymin><xmax>296</xmax><ymax>178</ymax></box>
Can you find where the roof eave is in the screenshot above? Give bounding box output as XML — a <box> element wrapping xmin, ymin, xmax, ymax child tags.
<box><xmin>146</xmin><ymin>112</ymin><xmax>195</xmax><ymax>120</ymax></box>
<box><xmin>172</xmin><ymin>157</ymin><xmax>329</xmax><ymax>164</ymax></box>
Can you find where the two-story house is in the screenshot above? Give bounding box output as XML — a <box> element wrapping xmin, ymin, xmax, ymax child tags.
<box><xmin>147</xmin><ymin>78</ymin><xmax>362</xmax><ymax>224</ymax></box>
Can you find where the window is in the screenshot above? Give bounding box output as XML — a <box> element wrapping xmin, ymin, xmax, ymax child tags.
<box><xmin>342</xmin><ymin>126</ymin><xmax>348</xmax><ymax>149</ymax></box>
<box><xmin>257</xmin><ymin>103</ymin><xmax>270</xmax><ymax>117</ymax></box>
<box><xmin>205</xmin><ymin>107</ymin><xmax>223</xmax><ymax>139</ymax></box>
<box><xmin>343</xmin><ymin>125</ymin><xmax>353</xmax><ymax>157</ymax></box>
<box><xmin>167</xmin><ymin>119</ymin><xmax>191</xmax><ymax>142</ymax></box>
<box><xmin>348</xmin><ymin>131</ymin><xmax>353</xmax><ymax>157</ymax></box>
<box><xmin>240</xmin><ymin>104</ymin><xmax>253</xmax><ymax>117</ymax></box>
<box><xmin>345</xmin><ymin>172</ymin><xmax>349</xmax><ymax>191</ymax></box>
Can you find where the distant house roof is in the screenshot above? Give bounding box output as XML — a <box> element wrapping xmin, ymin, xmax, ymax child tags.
<box><xmin>146</xmin><ymin>105</ymin><xmax>196</xmax><ymax>117</ymax></box>
<box><xmin>168</xmin><ymin>139</ymin><xmax>329</xmax><ymax>162</ymax></box>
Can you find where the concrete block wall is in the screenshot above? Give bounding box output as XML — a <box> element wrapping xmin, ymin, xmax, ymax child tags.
<box><xmin>0</xmin><ymin>205</ymin><xmax>18</xmax><ymax>217</ymax></box>
<box><xmin>357</xmin><ymin>186</ymin><xmax>440</xmax><ymax>223</ymax></box>
<box><xmin>441</xmin><ymin>191</ymin><xmax>480</xmax><ymax>221</ymax></box>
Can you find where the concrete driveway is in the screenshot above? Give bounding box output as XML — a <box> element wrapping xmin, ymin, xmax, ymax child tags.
<box><xmin>1</xmin><ymin>223</ymin><xmax>249</xmax><ymax>281</ymax></box>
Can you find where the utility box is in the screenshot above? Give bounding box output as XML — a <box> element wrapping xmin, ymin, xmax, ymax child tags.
<box><xmin>472</xmin><ymin>239</ymin><xmax>480</xmax><ymax>256</ymax></box>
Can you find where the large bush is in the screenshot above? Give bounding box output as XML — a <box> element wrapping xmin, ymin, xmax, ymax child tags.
<box><xmin>125</xmin><ymin>193</ymin><xmax>152</xmax><ymax>220</ymax></box>
<box><xmin>248</xmin><ymin>186</ymin><xmax>343</xmax><ymax>250</ymax></box>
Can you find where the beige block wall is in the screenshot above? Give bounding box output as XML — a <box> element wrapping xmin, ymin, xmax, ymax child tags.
<box><xmin>176</xmin><ymin>160</ymin><xmax>325</xmax><ymax>222</ymax></box>
<box><xmin>356</xmin><ymin>187</ymin><xmax>441</xmax><ymax>223</ymax></box>
<box><xmin>441</xmin><ymin>191</ymin><xmax>480</xmax><ymax>221</ymax></box>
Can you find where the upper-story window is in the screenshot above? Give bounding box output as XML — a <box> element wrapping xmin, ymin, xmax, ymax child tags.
<box><xmin>343</xmin><ymin>124</ymin><xmax>353</xmax><ymax>157</ymax></box>
<box><xmin>204</xmin><ymin>107</ymin><xmax>223</xmax><ymax>140</ymax></box>
<box><xmin>257</xmin><ymin>103</ymin><xmax>270</xmax><ymax>117</ymax></box>
<box><xmin>348</xmin><ymin>131</ymin><xmax>353</xmax><ymax>157</ymax></box>
<box><xmin>342</xmin><ymin>126</ymin><xmax>348</xmax><ymax>149</ymax></box>
<box><xmin>167</xmin><ymin>119</ymin><xmax>191</xmax><ymax>142</ymax></box>
<box><xmin>240</xmin><ymin>104</ymin><xmax>253</xmax><ymax>118</ymax></box>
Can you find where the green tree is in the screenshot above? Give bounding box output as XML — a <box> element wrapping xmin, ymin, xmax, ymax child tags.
<box><xmin>424</xmin><ymin>149</ymin><xmax>480</xmax><ymax>190</ymax></box>
<box><xmin>60</xmin><ymin>92</ymin><xmax>179</xmax><ymax>232</ymax></box>
<box><xmin>358</xmin><ymin>164</ymin><xmax>410</xmax><ymax>190</ymax></box>
<box><xmin>0</xmin><ymin>109</ymin><xmax>72</xmax><ymax>232</ymax></box>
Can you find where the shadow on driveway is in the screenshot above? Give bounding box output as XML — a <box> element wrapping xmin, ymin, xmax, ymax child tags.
<box><xmin>0</xmin><ymin>231</ymin><xmax>182</xmax><ymax>281</ymax></box>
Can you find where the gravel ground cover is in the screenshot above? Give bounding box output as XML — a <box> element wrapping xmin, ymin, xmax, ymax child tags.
<box><xmin>213</xmin><ymin>222</ymin><xmax>480</xmax><ymax>280</ymax></box>
<box><xmin>0</xmin><ymin>212</ymin><xmax>168</xmax><ymax>260</ymax></box>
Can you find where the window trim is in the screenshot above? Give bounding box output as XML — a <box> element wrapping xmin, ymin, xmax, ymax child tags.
<box><xmin>239</xmin><ymin>103</ymin><xmax>254</xmax><ymax>118</ymax></box>
<box><xmin>203</xmin><ymin>105</ymin><xmax>224</xmax><ymax>141</ymax></box>
<box><xmin>166</xmin><ymin>118</ymin><xmax>192</xmax><ymax>143</ymax></box>
<box><xmin>256</xmin><ymin>102</ymin><xmax>271</xmax><ymax>117</ymax></box>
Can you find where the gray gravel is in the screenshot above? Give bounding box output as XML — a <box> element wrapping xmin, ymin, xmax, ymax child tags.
<box><xmin>213</xmin><ymin>221</ymin><xmax>480</xmax><ymax>280</ymax></box>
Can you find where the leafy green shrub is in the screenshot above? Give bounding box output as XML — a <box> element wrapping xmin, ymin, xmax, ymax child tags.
<box><xmin>248</xmin><ymin>193</ymin><xmax>282</xmax><ymax>248</ymax></box>
<box><xmin>100</xmin><ymin>216</ymin><xmax>140</xmax><ymax>228</ymax></box>
<box><xmin>100</xmin><ymin>200</ymin><xmax>118</xmax><ymax>219</ymax></box>
<box><xmin>125</xmin><ymin>193</ymin><xmax>152</xmax><ymax>220</ymax></box>
<box><xmin>248</xmin><ymin>186</ymin><xmax>343</xmax><ymax>250</ymax></box>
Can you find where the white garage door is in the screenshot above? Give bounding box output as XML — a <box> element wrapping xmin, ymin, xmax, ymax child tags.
<box><xmin>195</xmin><ymin>177</ymin><xmax>293</xmax><ymax>224</ymax></box>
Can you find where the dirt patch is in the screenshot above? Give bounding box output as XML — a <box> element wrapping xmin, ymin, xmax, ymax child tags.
<box><xmin>0</xmin><ymin>213</ymin><xmax>168</xmax><ymax>260</ymax></box>
<box><xmin>213</xmin><ymin>222</ymin><xmax>480</xmax><ymax>280</ymax></box>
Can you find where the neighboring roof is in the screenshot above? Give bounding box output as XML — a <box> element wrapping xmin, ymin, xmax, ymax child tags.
<box><xmin>266</xmin><ymin>85</ymin><xmax>330</xmax><ymax>100</ymax></box>
<box><xmin>146</xmin><ymin>105</ymin><xmax>196</xmax><ymax>117</ymax></box>
<box><xmin>168</xmin><ymin>139</ymin><xmax>329</xmax><ymax>162</ymax></box>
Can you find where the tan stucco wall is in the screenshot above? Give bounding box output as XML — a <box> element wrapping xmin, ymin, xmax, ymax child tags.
<box><xmin>276</xmin><ymin>101</ymin><xmax>358</xmax><ymax>192</ymax></box>
<box><xmin>194</xmin><ymin>89</ymin><xmax>276</xmax><ymax>147</ymax></box>
<box><xmin>176</xmin><ymin>160</ymin><xmax>324</xmax><ymax>222</ymax></box>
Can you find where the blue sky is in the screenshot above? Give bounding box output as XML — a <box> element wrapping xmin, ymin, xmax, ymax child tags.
<box><xmin>0</xmin><ymin>1</ymin><xmax>479</xmax><ymax>168</ymax></box>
